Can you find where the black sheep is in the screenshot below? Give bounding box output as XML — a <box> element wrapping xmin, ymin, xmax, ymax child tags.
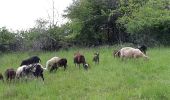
<box><xmin>20</xmin><ymin>56</ymin><xmax>41</xmax><ymax>66</ymax></box>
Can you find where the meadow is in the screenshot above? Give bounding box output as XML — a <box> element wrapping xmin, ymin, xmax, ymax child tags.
<box><xmin>0</xmin><ymin>46</ymin><xmax>170</xmax><ymax>100</ymax></box>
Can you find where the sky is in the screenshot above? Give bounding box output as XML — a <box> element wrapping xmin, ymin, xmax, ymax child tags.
<box><xmin>0</xmin><ymin>0</ymin><xmax>72</xmax><ymax>31</ymax></box>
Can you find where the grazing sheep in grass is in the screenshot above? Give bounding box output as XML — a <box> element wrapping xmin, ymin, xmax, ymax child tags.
<box><xmin>20</xmin><ymin>56</ymin><xmax>41</xmax><ymax>66</ymax></box>
<box><xmin>115</xmin><ymin>47</ymin><xmax>148</xmax><ymax>59</ymax></box>
<box><xmin>32</xmin><ymin>63</ymin><xmax>44</xmax><ymax>81</ymax></box>
<box><xmin>16</xmin><ymin>64</ymin><xmax>45</xmax><ymax>81</ymax></box>
<box><xmin>5</xmin><ymin>68</ymin><xmax>16</xmax><ymax>81</ymax></box>
<box><xmin>46</xmin><ymin>57</ymin><xmax>61</xmax><ymax>71</ymax></box>
<box><xmin>50</xmin><ymin>58</ymin><xmax>68</xmax><ymax>72</ymax></box>
<box><xmin>137</xmin><ymin>45</ymin><xmax>147</xmax><ymax>54</ymax></box>
<box><xmin>0</xmin><ymin>73</ymin><xmax>4</xmax><ymax>81</ymax></box>
<box><xmin>74</xmin><ymin>52</ymin><xmax>88</xmax><ymax>70</ymax></box>
<box><xmin>16</xmin><ymin>65</ymin><xmax>28</xmax><ymax>79</ymax></box>
<box><xmin>93</xmin><ymin>52</ymin><xmax>99</xmax><ymax>64</ymax></box>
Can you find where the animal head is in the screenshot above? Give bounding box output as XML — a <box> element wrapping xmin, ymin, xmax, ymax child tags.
<box><xmin>94</xmin><ymin>52</ymin><xmax>99</xmax><ymax>56</ymax></box>
<box><xmin>114</xmin><ymin>50</ymin><xmax>120</xmax><ymax>57</ymax></box>
<box><xmin>83</xmin><ymin>63</ymin><xmax>89</xmax><ymax>70</ymax></box>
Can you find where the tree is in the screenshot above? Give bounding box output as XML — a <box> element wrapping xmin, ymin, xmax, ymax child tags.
<box><xmin>117</xmin><ymin>0</ymin><xmax>170</xmax><ymax>45</ymax></box>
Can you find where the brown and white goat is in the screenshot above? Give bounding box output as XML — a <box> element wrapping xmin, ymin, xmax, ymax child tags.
<box><xmin>74</xmin><ymin>52</ymin><xmax>88</xmax><ymax>70</ymax></box>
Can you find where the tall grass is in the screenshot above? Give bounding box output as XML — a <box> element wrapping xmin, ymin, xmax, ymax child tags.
<box><xmin>0</xmin><ymin>46</ymin><xmax>170</xmax><ymax>100</ymax></box>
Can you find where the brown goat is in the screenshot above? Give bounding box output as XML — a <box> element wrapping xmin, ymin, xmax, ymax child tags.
<box><xmin>74</xmin><ymin>53</ymin><xmax>88</xmax><ymax>70</ymax></box>
<box><xmin>50</xmin><ymin>58</ymin><xmax>68</xmax><ymax>72</ymax></box>
<box><xmin>5</xmin><ymin>68</ymin><xmax>16</xmax><ymax>82</ymax></box>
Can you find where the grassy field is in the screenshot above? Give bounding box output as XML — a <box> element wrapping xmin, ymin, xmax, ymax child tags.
<box><xmin>0</xmin><ymin>46</ymin><xmax>170</xmax><ymax>100</ymax></box>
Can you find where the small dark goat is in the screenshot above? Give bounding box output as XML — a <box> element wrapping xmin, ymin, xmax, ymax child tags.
<box><xmin>74</xmin><ymin>53</ymin><xmax>88</xmax><ymax>70</ymax></box>
<box><xmin>93</xmin><ymin>52</ymin><xmax>99</xmax><ymax>64</ymax></box>
<box><xmin>138</xmin><ymin>45</ymin><xmax>147</xmax><ymax>54</ymax></box>
<box><xmin>0</xmin><ymin>73</ymin><xmax>4</xmax><ymax>81</ymax></box>
<box><xmin>50</xmin><ymin>58</ymin><xmax>67</xmax><ymax>72</ymax></box>
<box><xmin>20</xmin><ymin>56</ymin><xmax>41</xmax><ymax>66</ymax></box>
<box><xmin>5</xmin><ymin>68</ymin><xmax>16</xmax><ymax>81</ymax></box>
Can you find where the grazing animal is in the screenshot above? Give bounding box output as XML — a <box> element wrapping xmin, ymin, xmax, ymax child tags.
<box><xmin>138</xmin><ymin>45</ymin><xmax>147</xmax><ymax>54</ymax></box>
<box><xmin>16</xmin><ymin>65</ymin><xmax>32</xmax><ymax>79</ymax></box>
<box><xmin>50</xmin><ymin>58</ymin><xmax>68</xmax><ymax>72</ymax></box>
<box><xmin>46</xmin><ymin>57</ymin><xmax>61</xmax><ymax>71</ymax></box>
<box><xmin>0</xmin><ymin>73</ymin><xmax>4</xmax><ymax>81</ymax></box>
<box><xmin>5</xmin><ymin>68</ymin><xmax>16</xmax><ymax>81</ymax></box>
<box><xmin>115</xmin><ymin>47</ymin><xmax>148</xmax><ymax>59</ymax></box>
<box><xmin>74</xmin><ymin>52</ymin><xmax>88</xmax><ymax>69</ymax></box>
<box><xmin>93</xmin><ymin>52</ymin><xmax>99</xmax><ymax>64</ymax></box>
<box><xmin>32</xmin><ymin>63</ymin><xmax>45</xmax><ymax>81</ymax></box>
<box><xmin>20</xmin><ymin>56</ymin><xmax>41</xmax><ymax>66</ymax></box>
<box><xmin>16</xmin><ymin>64</ymin><xmax>45</xmax><ymax>81</ymax></box>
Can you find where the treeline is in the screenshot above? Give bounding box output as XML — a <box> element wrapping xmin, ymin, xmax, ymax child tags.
<box><xmin>0</xmin><ymin>0</ymin><xmax>170</xmax><ymax>52</ymax></box>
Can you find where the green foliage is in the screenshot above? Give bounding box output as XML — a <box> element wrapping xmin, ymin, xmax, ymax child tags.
<box><xmin>0</xmin><ymin>27</ymin><xmax>16</xmax><ymax>44</ymax></box>
<box><xmin>65</xmin><ymin>0</ymin><xmax>122</xmax><ymax>45</ymax></box>
<box><xmin>117</xmin><ymin>0</ymin><xmax>170</xmax><ymax>45</ymax></box>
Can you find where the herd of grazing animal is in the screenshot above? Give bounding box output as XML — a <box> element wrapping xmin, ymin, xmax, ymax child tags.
<box><xmin>0</xmin><ymin>45</ymin><xmax>148</xmax><ymax>83</ymax></box>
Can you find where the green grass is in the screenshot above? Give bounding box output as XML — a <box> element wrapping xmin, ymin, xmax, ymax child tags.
<box><xmin>0</xmin><ymin>46</ymin><xmax>170</xmax><ymax>100</ymax></box>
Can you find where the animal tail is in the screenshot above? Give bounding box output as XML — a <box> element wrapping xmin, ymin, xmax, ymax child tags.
<box><xmin>42</xmin><ymin>67</ymin><xmax>47</xmax><ymax>70</ymax></box>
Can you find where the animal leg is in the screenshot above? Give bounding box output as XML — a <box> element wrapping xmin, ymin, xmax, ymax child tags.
<box><xmin>50</xmin><ymin>67</ymin><xmax>54</xmax><ymax>73</ymax></box>
<box><xmin>54</xmin><ymin>67</ymin><xmax>58</xmax><ymax>72</ymax></box>
<box><xmin>64</xmin><ymin>66</ymin><xmax>66</xmax><ymax>71</ymax></box>
<box><xmin>40</xmin><ymin>74</ymin><xmax>44</xmax><ymax>81</ymax></box>
<box><xmin>79</xmin><ymin>64</ymin><xmax>80</xmax><ymax>69</ymax></box>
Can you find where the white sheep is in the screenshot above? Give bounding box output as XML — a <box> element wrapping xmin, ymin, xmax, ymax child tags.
<box><xmin>45</xmin><ymin>57</ymin><xmax>61</xmax><ymax>71</ymax></box>
<box><xmin>116</xmin><ymin>47</ymin><xmax>149</xmax><ymax>59</ymax></box>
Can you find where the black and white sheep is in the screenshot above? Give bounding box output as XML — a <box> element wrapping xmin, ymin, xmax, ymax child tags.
<box><xmin>16</xmin><ymin>63</ymin><xmax>45</xmax><ymax>81</ymax></box>
<box><xmin>20</xmin><ymin>56</ymin><xmax>41</xmax><ymax>66</ymax></box>
<box><xmin>32</xmin><ymin>63</ymin><xmax>45</xmax><ymax>81</ymax></box>
<box><xmin>16</xmin><ymin>65</ymin><xmax>32</xmax><ymax>79</ymax></box>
